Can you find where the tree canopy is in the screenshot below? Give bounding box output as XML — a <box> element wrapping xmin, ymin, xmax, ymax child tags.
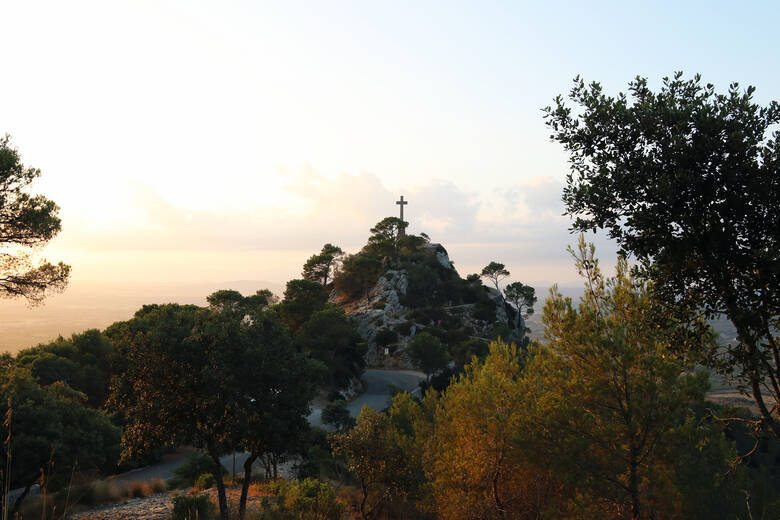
<box><xmin>406</xmin><ymin>332</ymin><xmax>450</xmax><ymax>384</ymax></box>
<box><xmin>480</xmin><ymin>262</ymin><xmax>510</xmax><ymax>294</ymax></box>
<box><xmin>302</xmin><ymin>243</ymin><xmax>344</xmax><ymax>286</ymax></box>
<box><xmin>367</xmin><ymin>217</ymin><xmax>408</xmax><ymax>258</ymax></box>
<box><xmin>278</xmin><ymin>279</ymin><xmax>329</xmax><ymax>333</ymax></box>
<box><xmin>295</xmin><ymin>306</ymin><xmax>365</xmax><ymax>390</ymax></box>
<box><xmin>526</xmin><ymin>238</ymin><xmax>717</xmax><ymax>518</ymax></box>
<box><xmin>108</xmin><ymin>303</ymin><xmax>321</xmax><ymax>520</ymax></box>
<box><xmin>0</xmin><ymin>135</ymin><xmax>70</xmax><ymax>304</ymax></box>
<box><xmin>544</xmin><ymin>73</ymin><xmax>780</xmax><ymax>437</ymax></box>
<box><xmin>0</xmin><ymin>371</ymin><xmax>120</xmax><ymax>513</ymax></box>
<box><xmin>503</xmin><ymin>282</ymin><xmax>536</xmax><ymax>317</ymax></box>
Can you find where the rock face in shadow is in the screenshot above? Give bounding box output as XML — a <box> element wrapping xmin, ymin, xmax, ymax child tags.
<box><xmin>330</xmin><ymin>243</ymin><xmax>525</xmax><ymax>367</ymax></box>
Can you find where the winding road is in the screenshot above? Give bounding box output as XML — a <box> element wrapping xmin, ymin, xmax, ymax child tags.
<box><xmin>109</xmin><ymin>369</ymin><xmax>425</xmax><ymax>484</ymax></box>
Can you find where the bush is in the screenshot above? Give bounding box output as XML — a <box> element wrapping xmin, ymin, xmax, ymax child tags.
<box><xmin>194</xmin><ymin>473</ymin><xmax>216</xmax><ymax>490</ymax></box>
<box><xmin>125</xmin><ymin>480</ymin><xmax>152</xmax><ymax>498</ymax></box>
<box><xmin>394</xmin><ymin>321</ymin><xmax>413</xmax><ymax>337</ymax></box>
<box><xmin>374</xmin><ymin>328</ymin><xmax>398</xmax><ymax>347</ymax></box>
<box><xmin>172</xmin><ymin>493</ymin><xmax>216</xmax><ymax>520</ymax></box>
<box><xmin>321</xmin><ymin>399</ymin><xmax>356</xmax><ymax>432</ymax></box>
<box><xmin>149</xmin><ymin>478</ymin><xmax>166</xmax><ymax>494</ymax></box>
<box><xmin>260</xmin><ymin>478</ymin><xmax>345</xmax><ymax>520</ymax></box>
<box><xmin>168</xmin><ymin>454</ymin><xmax>226</xmax><ymax>489</ymax></box>
<box><xmin>54</xmin><ymin>481</ymin><xmax>121</xmax><ymax>508</ymax></box>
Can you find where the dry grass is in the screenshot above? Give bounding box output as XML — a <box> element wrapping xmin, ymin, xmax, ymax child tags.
<box><xmin>123</xmin><ymin>480</ymin><xmax>153</xmax><ymax>499</ymax></box>
<box><xmin>149</xmin><ymin>478</ymin><xmax>167</xmax><ymax>494</ymax></box>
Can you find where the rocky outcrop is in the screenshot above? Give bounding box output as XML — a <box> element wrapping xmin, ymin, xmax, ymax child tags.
<box><xmin>330</xmin><ymin>244</ymin><xmax>525</xmax><ymax>367</ymax></box>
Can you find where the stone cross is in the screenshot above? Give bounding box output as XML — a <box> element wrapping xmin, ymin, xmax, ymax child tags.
<box><xmin>396</xmin><ymin>195</ymin><xmax>408</xmax><ymax>235</ymax></box>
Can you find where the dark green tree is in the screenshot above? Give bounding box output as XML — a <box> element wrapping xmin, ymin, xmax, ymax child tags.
<box><xmin>407</xmin><ymin>332</ymin><xmax>450</xmax><ymax>384</ymax></box>
<box><xmin>449</xmin><ymin>338</ymin><xmax>489</xmax><ymax>368</ymax></box>
<box><xmin>108</xmin><ymin>303</ymin><xmax>318</xmax><ymax>520</ymax></box>
<box><xmin>206</xmin><ymin>289</ymin><xmax>245</xmax><ymax>312</ymax></box>
<box><xmin>231</xmin><ymin>310</ymin><xmax>323</xmax><ymax>520</ymax></box>
<box><xmin>303</xmin><ymin>243</ymin><xmax>344</xmax><ymax>286</ymax></box>
<box><xmin>544</xmin><ymin>73</ymin><xmax>780</xmax><ymax>436</ymax></box>
<box><xmin>243</xmin><ymin>288</ymin><xmax>277</xmax><ymax>310</ymax></box>
<box><xmin>295</xmin><ymin>306</ymin><xmax>365</xmax><ymax>390</ymax></box>
<box><xmin>367</xmin><ymin>217</ymin><xmax>408</xmax><ymax>258</ymax></box>
<box><xmin>0</xmin><ymin>135</ymin><xmax>70</xmax><ymax>303</ymax></box>
<box><xmin>504</xmin><ymin>282</ymin><xmax>537</xmax><ymax>321</ymax></box>
<box><xmin>374</xmin><ymin>329</ymin><xmax>398</xmax><ymax>349</ymax></box>
<box><xmin>480</xmin><ymin>262</ymin><xmax>510</xmax><ymax>294</ymax></box>
<box><xmin>278</xmin><ymin>279</ymin><xmax>328</xmax><ymax>332</ymax></box>
<box><xmin>15</xmin><ymin>329</ymin><xmax>115</xmax><ymax>408</ymax></box>
<box><xmin>0</xmin><ymin>372</ymin><xmax>121</xmax><ymax>513</ymax></box>
<box><xmin>331</xmin><ymin>406</ymin><xmax>416</xmax><ymax>520</ymax></box>
<box><xmin>334</xmin><ymin>254</ymin><xmax>382</xmax><ymax>299</ymax></box>
<box><xmin>321</xmin><ymin>399</ymin><xmax>356</xmax><ymax>432</ymax></box>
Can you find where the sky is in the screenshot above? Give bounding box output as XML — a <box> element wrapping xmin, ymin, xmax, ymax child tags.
<box><xmin>1</xmin><ymin>0</ymin><xmax>779</xmax><ymax>349</ymax></box>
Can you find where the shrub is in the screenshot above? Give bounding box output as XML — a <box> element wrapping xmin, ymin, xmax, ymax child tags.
<box><xmin>394</xmin><ymin>321</ymin><xmax>413</xmax><ymax>337</ymax></box>
<box><xmin>261</xmin><ymin>478</ymin><xmax>344</xmax><ymax>520</ymax></box>
<box><xmin>125</xmin><ymin>480</ymin><xmax>152</xmax><ymax>498</ymax></box>
<box><xmin>172</xmin><ymin>493</ymin><xmax>216</xmax><ymax>520</ymax></box>
<box><xmin>321</xmin><ymin>400</ymin><xmax>356</xmax><ymax>432</ymax></box>
<box><xmin>69</xmin><ymin>481</ymin><xmax>121</xmax><ymax>506</ymax></box>
<box><xmin>374</xmin><ymin>328</ymin><xmax>398</xmax><ymax>347</ymax></box>
<box><xmin>194</xmin><ymin>473</ymin><xmax>216</xmax><ymax>490</ymax></box>
<box><xmin>149</xmin><ymin>478</ymin><xmax>166</xmax><ymax>494</ymax></box>
<box><xmin>168</xmin><ymin>454</ymin><xmax>226</xmax><ymax>489</ymax></box>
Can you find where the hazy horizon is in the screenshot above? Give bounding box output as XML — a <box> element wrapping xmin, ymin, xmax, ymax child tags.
<box><xmin>1</xmin><ymin>1</ymin><xmax>777</xmax><ymax>352</ymax></box>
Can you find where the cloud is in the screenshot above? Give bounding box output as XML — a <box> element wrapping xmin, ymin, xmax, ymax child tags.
<box><xmin>53</xmin><ymin>168</ymin><xmax>619</xmax><ymax>285</ymax></box>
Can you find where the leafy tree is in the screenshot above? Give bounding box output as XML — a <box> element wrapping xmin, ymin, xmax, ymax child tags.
<box><xmin>0</xmin><ymin>372</ymin><xmax>121</xmax><ymax>513</ymax></box>
<box><xmin>267</xmin><ymin>478</ymin><xmax>345</xmax><ymax>520</ymax></box>
<box><xmin>206</xmin><ymin>289</ymin><xmax>245</xmax><ymax>312</ymax></box>
<box><xmin>302</xmin><ymin>243</ymin><xmax>344</xmax><ymax>286</ymax></box>
<box><xmin>503</xmin><ymin>282</ymin><xmax>536</xmax><ymax>317</ymax></box>
<box><xmin>206</xmin><ymin>288</ymin><xmax>277</xmax><ymax>316</ymax></box>
<box><xmin>544</xmin><ymin>73</ymin><xmax>780</xmax><ymax>437</ymax></box>
<box><xmin>0</xmin><ymin>135</ymin><xmax>70</xmax><ymax>303</ymax></box>
<box><xmin>109</xmin><ymin>303</ymin><xmax>319</xmax><ymax>520</ymax></box>
<box><xmin>243</xmin><ymin>288</ymin><xmax>278</xmax><ymax>310</ymax></box>
<box><xmin>374</xmin><ymin>328</ymin><xmax>398</xmax><ymax>349</ymax></box>
<box><xmin>321</xmin><ymin>399</ymin><xmax>355</xmax><ymax>432</ymax></box>
<box><xmin>295</xmin><ymin>306</ymin><xmax>365</xmax><ymax>390</ymax></box>
<box><xmin>278</xmin><ymin>279</ymin><xmax>328</xmax><ymax>332</ymax></box>
<box><xmin>428</xmin><ymin>340</ymin><xmax>563</xmax><ymax>519</ymax></box>
<box><xmin>15</xmin><ymin>329</ymin><xmax>115</xmax><ymax>408</ymax></box>
<box><xmin>334</xmin><ymin>254</ymin><xmax>382</xmax><ymax>300</ymax></box>
<box><xmin>465</xmin><ymin>273</ymin><xmax>481</xmax><ymax>284</ymax></box>
<box><xmin>331</xmin><ymin>406</ymin><xmax>416</xmax><ymax>520</ymax></box>
<box><xmin>406</xmin><ymin>332</ymin><xmax>450</xmax><ymax>384</ymax></box>
<box><xmin>367</xmin><ymin>217</ymin><xmax>407</xmax><ymax>258</ymax></box>
<box><xmin>449</xmin><ymin>338</ymin><xmax>489</xmax><ymax>368</ymax></box>
<box><xmin>523</xmin><ymin>238</ymin><xmax>718</xmax><ymax>519</ymax></box>
<box><xmin>480</xmin><ymin>261</ymin><xmax>509</xmax><ymax>294</ymax></box>
<box><xmin>233</xmin><ymin>310</ymin><xmax>323</xmax><ymax>520</ymax></box>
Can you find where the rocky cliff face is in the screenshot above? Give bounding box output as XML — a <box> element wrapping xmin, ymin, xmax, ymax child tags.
<box><xmin>330</xmin><ymin>243</ymin><xmax>525</xmax><ymax>367</ymax></box>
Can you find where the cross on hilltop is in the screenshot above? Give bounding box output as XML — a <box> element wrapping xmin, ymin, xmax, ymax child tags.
<box><xmin>396</xmin><ymin>195</ymin><xmax>408</xmax><ymax>236</ymax></box>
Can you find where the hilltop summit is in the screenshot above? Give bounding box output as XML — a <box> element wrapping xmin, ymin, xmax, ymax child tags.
<box><xmin>321</xmin><ymin>218</ymin><xmax>526</xmax><ymax>367</ymax></box>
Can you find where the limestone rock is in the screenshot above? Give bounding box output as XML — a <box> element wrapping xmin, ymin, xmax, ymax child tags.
<box><xmin>331</xmin><ymin>243</ymin><xmax>526</xmax><ymax>368</ymax></box>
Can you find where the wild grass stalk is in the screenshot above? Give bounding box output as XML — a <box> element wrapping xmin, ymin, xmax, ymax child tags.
<box><xmin>2</xmin><ymin>398</ymin><xmax>11</xmax><ymax>520</ymax></box>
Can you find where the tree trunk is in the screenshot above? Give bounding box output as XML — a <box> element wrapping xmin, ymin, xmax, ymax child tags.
<box><xmin>360</xmin><ymin>478</ymin><xmax>370</xmax><ymax>520</ymax></box>
<box><xmin>208</xmin><ymin>448</ymin><xmax>229</xmax><ymax>520</ymax></box>
<box><xmin>237</xmin><ymin>453</ymin><xmax>257</xmax><ymax>520</ymax></box>
<box><xmin>729</xmin><ymin>307</ymin><xmax>780</xmax><ymax>438</ymax></box>
<box><xmin>628</xmin><ymin>449</ymin><xmax>641</xmax><ymax>520</ymax></box>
